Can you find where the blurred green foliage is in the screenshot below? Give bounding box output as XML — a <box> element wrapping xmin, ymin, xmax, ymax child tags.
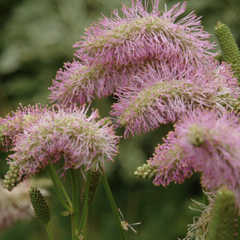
<box><xmin>0</xmin><ymin>0</ymin><xmax>240</xmax><ymax>239</ymax></box>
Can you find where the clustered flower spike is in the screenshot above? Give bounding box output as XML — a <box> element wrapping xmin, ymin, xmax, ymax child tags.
<box><xmin>49</xmin><ymin>0</ymin><xmax>218</xmax><ymax>105</ymax></box>
<box><xmin>29</xmin><ymin>187</ymin><xmax>51</xmax><ymax>224</ymax></box>
<box><xmin>7</xmin><ymin>104</ymin><xmax>120</xmax><ymax>180</ymax></box>
<box><xmin>3</xmin><ymin>162</ymin><xmax>21</xmax><ymax>191</ymax></box>
<box><xmin>81</xmin><ymin>168</ymin><xmax>101</xmax><ymax>205</ymax></box>
<box><xmin>149</xmin><ymin>131</ymin><xmax>194</xmax><ymax>187</ymax></box>
<box><xmin>149</xmin><ymin>109</ymin><xmax>240</xmax><ymax>209</ymax></box>
<box><xmin>111</xmin><ymin>61</ymin><xmax>239</xmax><ymax>137</ymax></box>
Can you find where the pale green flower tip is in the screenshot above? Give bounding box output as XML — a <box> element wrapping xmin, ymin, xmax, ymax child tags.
<box><xmin>134</xmin><ymin>171</ymin><xmax>140</xmax><ymax>176</ymax></box>
<box><xmin>188</xmin><ymin>124</ymin><xmax>205</xmax><ymax>146</ymax></box>
<box><xmin>143</xmin><ymin>172</ymin><xmax>148</xmax><ymax>178</ymax></box>
<box><xmin>215</xmin><ymin>21</ymin><xmax>224</xmax><ymax>29</ymax></box>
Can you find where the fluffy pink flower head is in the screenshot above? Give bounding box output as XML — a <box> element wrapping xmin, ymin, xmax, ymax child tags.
<box><xmin>76</xmin><ymin>0</ymin><xmax>216</xmax><ymax>70</ymax></box>
<box><xmin>49</xmin><ymin>1</ymin><xmax>218</xmax><ymax>105</ymax></box>
<box><xmin>111</xmin><ymin>61</ymin><xmax>239</xmax><ymax>138</ymax></box>
<box><xmin>149</xmin><ymin>131</ymin><xmax>194</xmax><ymax>187</ymax></box>
<box><xmin>150</xmin><ymin>108</ymin><xmax>240</xmax><ymax>208</ymax></box>
<box><xmin>0</xmin><ymin>104</ymin><xmax>51</xmax><ymax>151</ymax></box>
<box><xmin>7</xmin><ymin>104</ymin><xmax>120</xmax><ymax>180</ymax></box>
<box><xmin>176</xmin><ymin>109</ymin><xmax>240</xmax><ymax>192</ymax></box>
<box><xmin>49</xmin><ymin>60</ymin><xmax>132</xmax><ymax>105</ymax></box>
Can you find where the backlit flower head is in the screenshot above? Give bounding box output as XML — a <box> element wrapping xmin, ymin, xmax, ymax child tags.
<box><xmin>7</xmin><ymin>104</ymin><xmax>120</xmax><ymax>180</ymax></box>
<box><xmin>111</xmin><ymin>61</ymin><xmax>239</xmax><ymax>138</ymax></box>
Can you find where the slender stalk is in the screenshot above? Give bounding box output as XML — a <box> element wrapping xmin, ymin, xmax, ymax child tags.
<box><xmin>237</xmin><ymin>214</ymin><xmax>240</xmax><ymax>240</ymax></box>
<box><xmin>47</xmin><ymin>164</ymin><xmax>73</xmax><ymax>213</ymax></box>
<box><xmin>202</xmin><ymin>187</ymin><xmax>209</xmax><ymax>206</ymax></box>
<box><xmin>79</xmin><ymin>170</ymin><xmax>90</xmax><ymax>237</ymax></box>
<box><xmin>45</xmin><ymin>223</ymin><xmax>54</xmax><ymax>240</ymax></box>
<box><xmin>49</xmin><ymin>164</ymin><xmax>72</xmax><ymax>208</ymax></box>
<box><xmin>70</xmin><ymin>169</ymin><xmax>79</xmax><ymax>240</ymax></box>
<box><xmin>99</xmin><ymin>165</ymin><xmax>127</xmax><ymax>240</ymax></box>
<box><xmin>83</xmin><ymin>207</ymin><xmax>88</xmax><ymax>239</ymax></box>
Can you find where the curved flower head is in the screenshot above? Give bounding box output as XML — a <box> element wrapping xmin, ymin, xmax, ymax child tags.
<box><xmin>49</xmin><ymin>60</ymin><xmax>131</xmax><ymax>105</ymax></box>
<box><xmin>49</xmin><ymin>1</ymin><xmax>218</xmax><ymax>105</ymax></box>
<box><xmin>150</xmin><ymin>108</ymin><xmax>240</xmax><ymax>208</ymax></box>
<box><xmin>176</xmin><ymin>109</ymin><xmax>240</xmax><ymax>193</ymax></box>
<box><xmin>111</xmin><ymin>61</ymin><xmax>239</xmax><ymax>138</ymax></box>
<box><xmin>76</xmin><ymin>0</ymin><xmax>216</xmax><ymax>70</ymax></box>
<box><xmin>7</xmin><ymin>104</ymin><xmax>120</xmax><ymax>180</ymax></box>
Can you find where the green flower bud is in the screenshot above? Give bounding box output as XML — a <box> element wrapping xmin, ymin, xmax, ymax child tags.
<box><xmin>81</xmin><ymin>169</ymin><xmax>100</xmax><ymax>205</ymax></box>
<box><xmin>206</xmin><ymin>186</ymin><xmax>236</xmax><ymax>240</ymax></box>
<box><xmin>134</xmin><ymin>163</ymin><xmax>157</xmax><ymax>179</ymax></box>
<box><xmin>29</xmin><ymin>187</ymin><xmax>51</xmax><ymax>224</ymax></box>
<box><xmin>215</xmin><ymin>22</ymin><xmax>240</xmax><ymax>82</ymax></box>
<box><xmin>3</xmin><ymin>163</ymin><xmax>21</xmax><ymax>191</ymax></box>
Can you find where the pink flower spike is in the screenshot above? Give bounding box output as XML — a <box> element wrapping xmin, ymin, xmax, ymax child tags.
<box><xmin>6</xmin><ymin>104</ymin><xmax>120</xmax><ymax>180</ymax></box>
<box><xmin>175</xmin><ymin>109</ymin><xmax>240</xmax><ymax>209</ymax></box>
<box><xmin>149</xmin><ymin>131</ymin><xmax>194</xmax><ymax>187</ymax></box>
<box><xmin>111</xmin><ymin>61</ymin><xmax>239</xmax><ymax>138</ymax></box>
<box><xmin>75</xmin><ymin>1</ymin><xmax>217</xmax><ymax>70</ymax></box>
<box><xmin>49</xmin><ymin>60</ymin><xmax>132</xmax><ymax>105</ymax></box>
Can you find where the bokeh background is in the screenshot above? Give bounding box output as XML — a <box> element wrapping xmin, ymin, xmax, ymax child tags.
<box><xmin>0</xmin><ymin>0</ymin><xmax>239</xmax><ymax>239</ymax></box>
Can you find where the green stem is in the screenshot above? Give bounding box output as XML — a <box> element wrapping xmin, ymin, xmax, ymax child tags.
<box><xmin>50</xmin><ymin>164</ymin><xmax>72</xmax><ymax>207</ymax></box>
<box><xmin>83</xmin><ymin>207</ymin><xmax>88</xmax><ymax>239</ymax></box>
<box><xmin>100</xmin><ymin>165</ymin><xmax>127</xmax><ymax>240</ymax></box>
<box><xmin>237</xmin><ymin>213</ymin><xmax>240</xmax><ymax>240</ymax></box>
<box><xmin>45</xmin><ymin>223</ymin><xmax>54</xmax><ymax>240</ymax></box>
<box><xmin>70</xmin><ymin>169</ymin><xmax>79</xmax><ymax>240</ymax></box>
<box><xmin>79</xmin><ymin>170</ymin><xmax>90</xmax><ymax>237</ymax></box>
<box><xmin>47</xmin><ymin>164</ymin><xmax>73</xmax><ymax>213</ymax></box>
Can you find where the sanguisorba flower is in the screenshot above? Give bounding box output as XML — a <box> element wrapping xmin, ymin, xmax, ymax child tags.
<box><xmin>49</xmin><ymin>0</ymin><xmax>217</xmax><ymax>105</ymax></box>
<box><xmin>6</xmin><ymin>104</ymin><xmax>120</xmax><ymax>180</ymax></box>
<box><xmin>149</xmin><ymin>130</ymin><xmax>194</xmax><ymax>187</ymax></box>
<box><xmin>149</xmin><ymin>108</ymin><xmax>240</xmax><ymax>208</ymax></box>
<box><xmin>111</xmin><ymin>61</ymin><xmax>239</xmax><ymax>138</ymax></box>
<box><xmin>0</xmin><ymin>178</ymin><xmax>51</xmax><ymax>231</ymax></box>
<box><xmin>0</xmin><ymin>104</ymin><xmax>51</xmax><ymax>151</ymax></box>
<box><xmin>75</xmin><ymin>0</ymin><xmax>216</xmax><ymax>70</ymax></box>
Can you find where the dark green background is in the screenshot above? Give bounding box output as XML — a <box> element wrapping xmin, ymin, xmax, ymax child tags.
<box><xmin>0</xmin><ymin>0</ymin><xmax>239</xmax><ymax>239</ymax></box>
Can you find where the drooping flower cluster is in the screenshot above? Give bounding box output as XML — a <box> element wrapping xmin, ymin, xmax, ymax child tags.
<box><xmin>49</xmin><ymin>0</ymin><xmax>218</xmax><ymax>108</ymax></box>
<box><xmin>0</xmin><ymin>178</ymin><xmax>51</xmax><ymax>231</ymax></box>
<box><xmin>149</xmin><ymin>108</ymin><xmax>240</xmax><ymax>208</ymax></box>
<box><xmin>1</xmin><ymin>104</ymin><xmax>120</xmax><ymax>181</ymax></box>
